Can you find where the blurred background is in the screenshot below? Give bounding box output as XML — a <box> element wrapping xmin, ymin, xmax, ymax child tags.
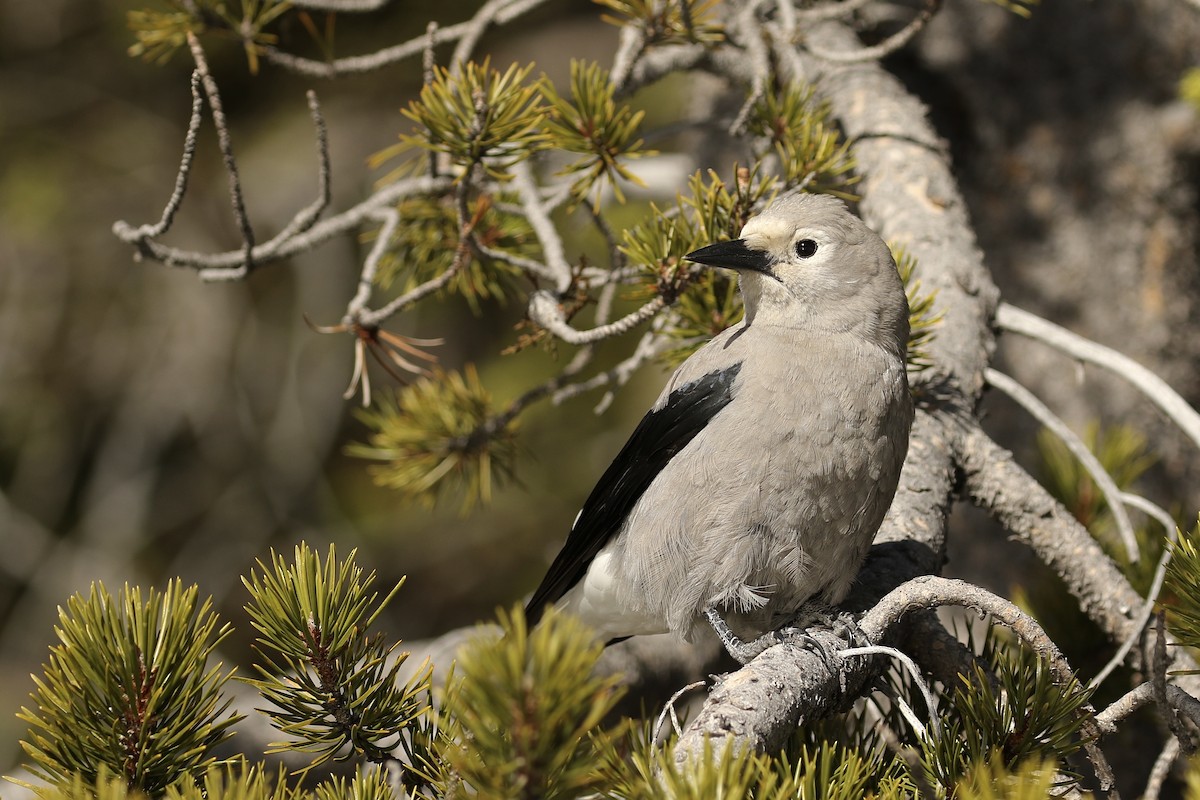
<box><xmin>2</xmin><ymin>0</ymin><xmax>1200</xmax><ymax>787</ymax></box>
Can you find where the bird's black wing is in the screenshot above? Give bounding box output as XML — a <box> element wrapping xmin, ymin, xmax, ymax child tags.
<box><xmin>525</xmin><ymin>361</ymin><xmax>743</xmax><ymax>624</ymax></box>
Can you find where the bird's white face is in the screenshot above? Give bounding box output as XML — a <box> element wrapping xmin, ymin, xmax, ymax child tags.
<box><xmin>686</xmin><ymin>193</ymin><xmax>908</xmax><ymax>350</ymax></box>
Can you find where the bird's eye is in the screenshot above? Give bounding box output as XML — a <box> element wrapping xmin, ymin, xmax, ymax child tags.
<box><xmin>795</xmin><ymin>239</ymin><xmax>818</xmax><ymax>258</ymax></box>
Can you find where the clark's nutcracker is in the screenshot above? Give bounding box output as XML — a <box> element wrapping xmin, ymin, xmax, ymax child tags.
<box><xmin>525</xmin><ymin>192</ymin><xmax>913</xmax><ymax>663</ymax></box>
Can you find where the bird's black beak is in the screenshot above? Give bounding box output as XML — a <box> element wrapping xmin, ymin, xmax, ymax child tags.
<box><xmin>684</xmin><ymin>239</ymin><xmax>774</xmax><ymax>277</ymax></box>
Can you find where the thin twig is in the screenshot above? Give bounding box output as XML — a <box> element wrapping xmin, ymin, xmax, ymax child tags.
<box><xmin>529</xmin><ymin>291</ymin><xmax>666</xmax><ymax>345</ymax></box>
<box><xmin>996</xmin><ymin>302</ymin><xmax>1200</xmax><ymax>452</ymax></box>
<box><xmin>116</xmin><ymin>175</ymin><xmax>452</xmax><ymax>274</ymax></box>
<box><xmin>261</xmin><ymin>0</ymin><xmax>553</xmax><ymax>78</ymax></box>
<box><xmin>346</xmin><ymin>206</ymin><xmax>402</xmax><ymax>319</ymax></box>
<box><xmin>805</xmin><ymin>0</ymin><xmax>941</xmax><ymax>62</ymax></box>
<box><xmin>654</xmin><ymin>680</ymin><xmax>707</xmax><ymax>743</ymax></box>
<box><xmin>1153</xmin><ymin>613</ymin><xmax>1197</xmax><ymax>754</ymax></box>
<box><xmin>186</xmin><ymin>32</ymin><xmax>255</xmax><ymax>278</ymax></box>
<box><xmin>1096</xmin><ymin>682</ymin><xmax>1200</xmax><ymax>735</ymax></box>
<box><xmin>610</xmin><ymin>22</ymin><xmax>647</xmax><ymax>92</ymax></box>
<box><xmin>1143</xmin><ymin>737</ymin><xmax>1181</xmax><ymax>800</ymax></box>
<box><xmin>423</xmin><ymin>21</ymin><xmax>440</xmax><ymax>179</ymax></box>
<box><xmin>355</xmin><ymin>176</ymin><xmax>475</xmax><ymax>327</ymax></box>
<box><xmin>291</xmin><ymin>0</ymin><xmax>390</xmax><ymax>9</ymax></box>
<box><xmin>124</xmin><ymin>70</ymin><xmax>204</xmax><ymax>242</ymax></box>
<box><xmin>793</xmin><ymin>0</ymin><xmax>876</xmax><ymax>23</ymax></box>
<box><xmin>728</xmin><ymin>2</ymin><xmax>771</xmax><ymax>135</ymax></box>
<box><xmin>985</xmin><ymin>367</ymin><xmax>1139</xmax><ymax>564</ymax></box>
<box><xmin>1089</xmin><ymin>496</ymin><xmax>1179</xmax><ymax>690</ymax></box>
<box><xmin>512</xmin><ymin>163</ymin><xmax>574</xmax><ymax>292</ymax></box>
<box><xmin>839</xmin><ymin>645</ymin><xmax>936</xmax><ymax>739</ymax></box>
<box><xmin>551</xmin><ymin>328</ymin><xmax>669</xmax><ymax>407</ymax></box>
<box><xmin>269</xmin><ymin>90</ymin><xmax>333</xmax><ymax>243</ymax></box>
<box><xmin>450</xmin><ymin>0</ymin><xmax>509</xmax><ymax>70</ymax></box>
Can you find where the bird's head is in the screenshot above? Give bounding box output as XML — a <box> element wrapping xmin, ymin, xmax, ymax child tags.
<box><xmin>684</xmin><ymin>192</ymin><xmax>909</xmax><ymax>353</ymax></box>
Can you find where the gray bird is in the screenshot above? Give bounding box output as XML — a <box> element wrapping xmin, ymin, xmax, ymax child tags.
<box><xmin>524</xmin><ymin>192</ymin><xmax>913</xmax><ymax>663</ymax></box>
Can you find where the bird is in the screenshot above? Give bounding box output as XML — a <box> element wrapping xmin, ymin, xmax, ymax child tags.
<box><xmin>524</xmin><ymin>191</ymin><xmax>914</xmax><ymax>663</ymax></box>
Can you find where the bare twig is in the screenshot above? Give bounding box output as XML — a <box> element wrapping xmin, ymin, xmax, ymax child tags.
<box><xmin>1089</xmin><ymin>497</ymin><xmax>1179</xmax><ymax>690</ymax></box>
<box><xmin>355</xmin><ymin>179</ymin><xmax>475</xmax><ymax>327</ymax></box>
<box><xmin>984</xmin><ymin>367</ymin><xmax>1139</xmax><ymax>563</ymax></box>
<box><xmin>186</xmin><ymin>32</ymin><xmax>255</xmax><ymax>278</ymax></box>
<box><xmin>450</xmin><ymin>0</ymin><xmax>509</xmax><ymax>70</ymax></box>
<box><xmin>1143</xmin><ymin>737</ymin><xmax>1181</xmax><ymax>800</ymax></box>
<box><xmin>805</xmin><ymin>0</ymin><xmax>941</xmax><ymax>63</ymax></box>
<box><xmin>654</xmin><ymin>680</ymin><xmax>707</xmax><ymax>742</ymax></box>
<box><xmin>1096</xmin><ymin>682</ymin><xmax>1200</xmax><ymax>735</ymax></box>
<box><xmin>512</xmin><ymin>163</ymin><xmax>574</xmax><ymax>293</ymax></box>
<box><xmin>551</xmin><ymin>328</ymin><xmax>670</xmax><ymax>408</ymax></box>
<box><xmin>839</xmin><ymin>644</ymin><xmax>936</xmax><ymax>738</ymax></box>
<box><xmin>291</xmin><ymin>0</ymin><xmax>391</xmax><ymax>9</ymax></box>
<box><xmin>261</xmin><ymin>0</ymin><xmax>553</xmax><ymax>78</ymax></box>
<box><xmin>1154</xmin><ymin>614</ymin><xmax>1197</xmax><ymax>754</ymax></box>
<box><xmin>610</xmin><ymin>23</ymin><xmax>647</xmax><ymax>92</ymax></box>
<box><xmin>270</xmin><ymin>90</ymin><xmax>332</xmax><ymax>243</ymax></box>
<box><xmin>529</xmin><ymin>292</ymin><xmax>666</xmax><ymax>345</ymax></box>
<box><xmin>793</xmin><ymin>0</ymin><xmax>877</xmax><ymax>22</ymax></box>
<box><xmin>119</xmin><ymin>70</ymin><xmax>204</xmax><ymax>242</ymax></box>
<box><xmin>996</xmin><ymin>302</ymin><xmax>1200</xmax><ymax>452</ymax></box>
<box><xmin>728</xmin><ymin>3</ymin><xmax>770</xmax><ymax>135</ymax></box>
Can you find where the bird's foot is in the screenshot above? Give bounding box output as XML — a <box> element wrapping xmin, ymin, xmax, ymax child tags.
<box><xmin>704</xmin><ymin>606</ymin><xmax>866</xmax><ymax>668</ymax></box>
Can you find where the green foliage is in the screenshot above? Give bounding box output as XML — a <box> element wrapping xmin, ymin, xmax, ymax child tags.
<box><xmin>892</xmin><ymin>245</ymin><xmax>942</xmax><ymax>373</ymax></box>
<box><xmin>621</xmin><ymin>167</ymin><xmax>778</xmax><ymax>364</ymax></box>
<box><xmin>400</xmin><ymin>59</ymin><xmax>547</xmax><ymax>181</ymax></box>
<box><xmin>1164</xmin><ymin>518</ymin><xmax>1200</xmax><ymax>655</ymax></box>
<box><xmin>373</xmin><ymin>194</ymin><xmax>536</xmax><ymax>309</ymax></box>
<box><xmin>747</xmin><ymin>84</ymin><xmax>858</xmax><ymax>199</ymax></box>
<box><xmin>241</xmin><ymin>544</ymin><xmax>430</xmax><ymax>772</ymax></box>
<box><xmin>439</xmin><ymin>607</ymin><xmax>625</xmax><ymax>800</ymax></box>
<box><xmin>165</xmin><ymin>764</ymin><xmax>304</xmax><ymax>800</ymax></box>
<box><xmin>594</xmin><ymin>0</ymin><xmax>724</xmax><ymax>44</ymax></box>
<box><xmin>600</xmin><ymin>730</ymin><xmax>909</xmax><ymax>800</ymax></box>
<box><xmin>347</xmin><ymin>365</ymin><xmax>519</xmax><ymax>511</ymax></box>
<box><xmin>1181</xmin><ymin>67</ymin><xmax>1200</xmax><ymax>111</ymax></box>
<box><xmin>953</xmin><ymin>756</ymin><xmax>1081</xmax><ymax>800</ymax></box>
<box><xmin>981</xmin><ymin>0</ymin><xmax>1038</xmax><ymax>19</ymax></box>
<box><xmin>542</xmin><ymin>60</ymin><xmax>652</xmax><ymax>207</ymax></box>
<box><xmin>126</xmin><ymin>0</ymin><xmax>290</xmax><ymax>72</ymax></box>
<box><xmin>18</xmin><ymin>582</ymin><xmax>240</xmax><ymax>795</ymax></box>
<box><xmin>920</xmin><ymin>635</ymin><xmax>1093</xmax><ymax>793</ymax></box>
<box><xmin>312</xmin><ymin>767</ymin><xmax>395</xmax><ymax>800</ymax></box>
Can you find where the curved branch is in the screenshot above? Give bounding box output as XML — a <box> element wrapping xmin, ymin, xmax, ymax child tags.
<box><xmin>996</xmin><ymin>302</ymin><xmax>1200</xmax><ymax>452</ymax></box>
<box><xmin>984</xmin><ymin>367</ymin><xmax>1139</xmax><ymax>563</ymax></box>
<box><xmin>260</xmin><ymin>0</ymin><xmax>554</xmax><ymax>78</ymax></box>
<box><xmin>805</xmin><ymin>0</ymin><xmax>942</xmax><ymax>63</ymax></box>
<box><xmin>960</xmin><ymin>424</ymin><xmax>1200</xmax><ymax>686</ymax></box>
<box><xmin>528</xmin><ymin>292</ymin><xmax>665</xmax><ymax>345</ymax></box>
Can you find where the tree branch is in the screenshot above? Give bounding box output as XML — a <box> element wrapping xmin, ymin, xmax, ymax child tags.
<box><xmin>996</xmin><ymin>302</ymin><xmax>1200</xmax><ymax>452</ymax></box>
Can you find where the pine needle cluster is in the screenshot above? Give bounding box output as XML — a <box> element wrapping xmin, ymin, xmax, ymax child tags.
<box><xmin>746</xmin><ymin>84</ymin><xmax>859</xmax><ymax>198</ymax></box>
<box><xmin>347</xmin><ymin>365</ymin><xmax>519</xmax><ymax>511</ymax></box>
<box><xmin>438</xmin><ymin>608</ymin><xmax>625</xmax><ymax>799</ymax></box>
<box><xmin>1164</xmin><ymin>518</ymin><xmax>1200</xmax><ymax>654</ymax></box>
<box><xmin>401</xmin><ymin>59</ymin><xmax>548</xmax><ymax>182</ymax></box>
<box><xmin>542</xmin><ymin>61</ymin><xmax>652</xmax><ymax>207</ymax></box>
<box><xmin>17</xmin><ymin>582</ymin><xmax>240</xmax><ymax>796</ymax></box>
<box><xmin>241</xmin><ymin>545</ymin><xmax>430</xmax><ymax>770</ymax></box>
<box><xmin>893</xmin><ymin>245</ymin><xmax>943</xmax><ymax>373</ymax></box>
<box><xmin>594</xmin><ymin>0</ymin><xmax>725</xmax><ymax>44</ymax></box>
<box><xmin>372</xmin><ymin>195</ymin><xmax>536</xmax><ymax>309</ymax></box>
<box><xmin>126</xmin><ymin>0</ymin><xmax>288</xmax><ymax>72</ymax></box>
